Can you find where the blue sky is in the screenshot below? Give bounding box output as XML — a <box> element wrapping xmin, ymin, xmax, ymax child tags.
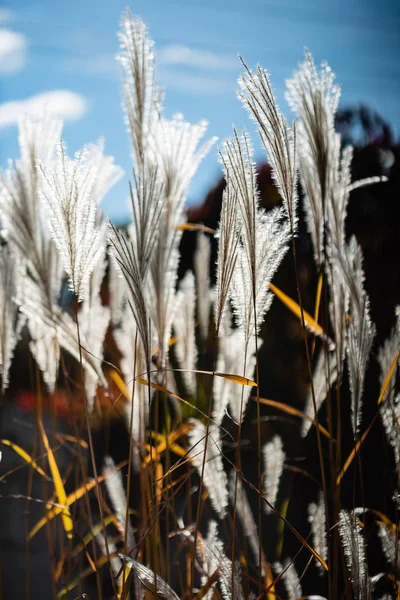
<box><xmin>1</xmin><ymin>0</ymin><xmax>399</xmax><ymax>222</ymax></box>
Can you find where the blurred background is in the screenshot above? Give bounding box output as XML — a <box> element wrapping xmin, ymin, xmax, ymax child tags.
<box><xmin>0</xmin><ymin>0</ymin><xmax>399</xmax><ymax>221</ymax></box>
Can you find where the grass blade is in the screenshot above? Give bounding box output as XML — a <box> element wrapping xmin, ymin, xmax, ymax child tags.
<box><xmin>38</xmin><ymin>418</ymin><xmax>73</xmax><ymax>539</ymax></box>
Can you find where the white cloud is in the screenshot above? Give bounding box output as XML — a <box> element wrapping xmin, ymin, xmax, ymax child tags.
<box><xmin>158</xmin><ymin>44</ymin><xmax>237</xmax><ymax>71</ymax></box>
<box><xmin>0</xmin><ymin>8</ymin><xmax>15</xmax><ymax>25</ymax></box>
<box><xmin>0</xmin><ymin>90</ymin><xmax>88</xmax><ymax>129</ymax></box>
<box><xmin>0</xmin><ymin>28</ymin><xmax>28</xmax><ymax>74</ymax></box>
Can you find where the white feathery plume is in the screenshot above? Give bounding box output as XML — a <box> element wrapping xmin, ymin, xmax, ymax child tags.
<box><xmin>102</xmin><ymin>456</ymin><xmax>135</xmax><ymax>550</ymax></box>
<box><xmin>80</xmin><ymin>223</ymin><xmax>110</xmax><ymax>407</ymax></box>
<box><xmin>194</xmin><ymin>231</ymin><xmax>211</xmax><ymax>341</ymax></box>
<box><xmin>19</xmin><ymin>274</ymin><xmax>106</xmax><ymax>388</ymax></box>
<box><xmin>0</xmin><ymin>246</ymin><xmax>25</xmax><ymax>394</ymax></box>
<box><xmin>338</xmin><ymin>510</ymin><xmax>372</xmax><ymax>600</ymax></box>
<box><xmin>273</xmin><ymin>559</ymin><xmax>302</xmax><ymax>599</ymax></box>
<box><xmin>150</xmin><ymin>115</ymin><xmax>217</xmax><ymax>228</ymax></box>
<box><xmin>228</xmin><ymin>469</ymin><xmax>265</xmax><ymax>571</ymax></box>
<box><xmin>377</xmin><ymin>523</ymin><xmax>400</xmax><ymax>569</ymax></box>
<box><xmin>198</xmin><ymin>520</ymin><xmax>244</xmax><ymax>600</ymax></box>
<box><xmin>109</xmin><ymin>222</ymin><xmax>152</xmax><ymax>369</ymax></box>
<box><xmin>96</xmin><ymin>533</ymin><xmax>124</xmax><ymax>579</ymax></box>
<box><xmin>28</xmin><ymin>319</ymin><xmax>60</xmax><ymax>393</ymax></box>
<box><xmin>82</xmin><ymin>139</ymin><xmax>124</xmax><ymax>205</ymax></box>
<box><xmin>327</xmin><ymin>143</ymin><xmax>353</xmax><ymax>256</ymax></box>
<box><xmin>325</xmin><ymin>142</ymin><xmax>383</xmax><ymax>386</ymax></box>
<box><xmin>119</xmin><ymin>554</ymin><xmax>180</xmax><ymax>600</ymax></box>
<box><xmin>302</xmin><ymin>348</ymin><xmax>337</xmax><ymax>437</ymax></box>
<box><xmin>239</xmin><ymin>59</ymin><xmax>298</xmax><ymax>230</ymax></box>
<box><xmin>127</xmin><ymin>165</ymin><xmax>164</xmax><ymax>282</ymax></box>
<box><xmin>213</xmin><ymin>316</ymin><xmax>257</xmax><ymax>426</ymax></box>
<box><xmin>173</xmin><ymin>270</ymin><xmax>197</xmax><ymax>395</ymax></box>
<box><xmin>346</xmin><ymin>298</ymin><xmax>375</xmax><ymax>437</ymax></box>
<box><xmin>308</xmin><ymin>492</ymin><xmax>327</xmax><ymax>571</ymax></box>
<box><xmin>117</xmin><ymin>11</ymin><xmax>162</xmax><ymax>165</ymax></box>
<box><xmin>109</xmin><ymin>164</ymin><xmax>163</xmax><ymax>369</ymax></box>
<box><xmin>108</xmin><ymin>252</ymin><xmax>128</xmax><ymax>327</ymax></box>
<box><xmin>148</xmin><ymin>114</ymin><xmax>216</xmax><ymax>364</ymax></box>
<box><xmin>214</xmin><ymin>176</ymin><xmax>239</xmax><ymax>335</ymax></box>
<box><xmin>220</xmin><ymin>129</ymin><xmax>290</xmax><ymax>343</ymax></box>
<box><xmin>286</xmin><ymin>50</ymin><xmax>340</xmax><ymax>266</ymax></box>
<box><xmin>327</xmin><ymin>256</ymin><xmax>350</xmax><ymax>379</ymax></box>
<box><xmin>0</xmin><ymin>115</ymin><xmax>68</xmax><ymax>391</ymax></box>
<box><xmin>39</xmin><ymin>141</ymin><xmax>120</xmax><ymax>302</ymax></box>
<box><xmin>348</xmin><ymin>175</ymin><xmax>388</xmax><ymax>192</ymax></box>
<box><xmin>337</xmin><ymin>237</ymin><xmax>375</xmax><ymax>436</ymax></box>
<box><xmin>188</xmin><ymin>419</ymin><xmax>228</xmax><ymax>518</ymax></box>
<box><xmin>0</xmin><ymin>114</ymin><xmax>62</xmax><ymax>271</ymax></box>
<box><xmin>380</xmin><ymin>394</ymin><xmax>400</xmax><ymax>469</ymax></box>
<box><xmin>22</xmin><ymin>238</ymin><xmax>64</xmax><ymax>393</ymax></box>
<box><xmin>262</xmin><ymin>435</ymin><xmax>285</xmax><ymax>514</ymax></box>
<box><xmin>378</xmin><ymin>308</ymin><xmax>400</xmax><ymax>465</ymax></box>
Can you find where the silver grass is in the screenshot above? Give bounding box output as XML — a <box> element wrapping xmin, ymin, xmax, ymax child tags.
<box><xmin>286</xmin><ymin>50</ymin><xmax>340</xmax><ymax>266</ymax></box>
<box><xmin>327</xmin><ymin>256</ymin><xmax>350</xmax><ymax>380</ymax></box>
<box><xmin>302</xmin><ymin>348</ymin><xmax>337</xmax><ymax>437</ymax></box>
<box><xmin>0</xmin><ymin>115</ymin><xmax>62</xmax><ymax>272</ymax></box>
<box><xmin>194</xmin><ymin>231</ymin><xmax>212</xmax><ymax>341</ymax></box>
<box><xmin>213</xmin><ymin>317</ymin><xmax>257</xmax><ymax>426</ymax></box>
<box><xmin>23</xmin><ymin>240</ymin><xmax>64</xmax><ymax>393</ymax></box>
<box><xmin>0</xmin><ymin>116</ymin><xmax>64</xmax><ymax>303</ymax></box>
<box><xmin>347</xmin><ymin>303</ymin><xmax>374</xmax><ymax>436</ymax></box>
<box><xmin>82</xmin><ymin>139</ymin><xmax>124</xmax><ymax>205</ymax></box>
<box><xmin>96</xmin><ymin>533</ymin><xmax>124</xmax><ymax>579</ymax></box>
<box><xmin>119</xmin><ymin>554</ymin><xmax>180</xmax><ymax>600</ymax></box>
<box><xmin>214</xmin><ymin>176</ymin><xmax>239</xmax><ymax>335</ymax></box>
<box><xmin>108</xmin><ymin>224</ymin><xmax>152</xmax><ymax>372</ymax></box>
<box><xmin>262</xmin><ymin>435</ymin><xmax>285</xmax><ymax>514</ymax></box>
<box><xmin>150</xmin><ymin>115</ymin><xmax>217</xmax><ymax>225</ymax></box>
<box><xmin>378</xmin><ymin>309</ymin><xmax>400</xmax><ymax>465</ymax></box>
<box><xmin>348</xmin><ymin>175</ymin><xmax>388</xmax><ymax>192</ymax></box>
<box><xmin>336</xmin><ymin>237</ymin><xmax>375</xmax><ymax>436</ymax></box>
<box><xmin>109</xmin><ymin>162</ymin><xmax>163</xmax><ymax>367</ymax></box>
<box><xmin>0</xmin><ymin>246</ymin><xmax>25</xmax><ymax>394</ymax></box>
<box><xmin>228</xmin><ymin>469</ymin><xmax>265</xmax><ymax>571</ymax></box>
<box><xmin>338</xmin><ymin>510</ymin><xmax>372</xmax><ymax>600</ymax></box>
<box><xmin>308</xmin><ymin>492</ymin><xmax>327</xmax><ymax>571</ymax></box>
<box><xmin>382</xmin><ymin>394</ymin><xmax>400</xmax><ymax>468</ymax></box>
<box><xmin>108</xmin><ymin>252</ymin><xmax>128</xmax><ymax>327</ymax></box>
<box><xmin>173</xmin><ymin>270</ymin><xmax>197</xmax><ymax>395</ymax></box>
<box><xmin>221</xmin><ymin>129</ymin><xmax>290</xmax><ymax>343</ymax></box>
<box><xmin>0</xmin><ymin>115</ymin><xmax>67</xmax><ymax>391</ymax></box>
<box><xmin>188</xmin><ymin>419</ymin><xmax>228</xmax><ymax>517</ymax></box>
<box><xmin>117</xmin><ymin>13</ymin><xmax>216</xmax><ymax>367</ymax></box>
<box><xmin>28</xmin><ymin>319</ymin><xmax>60</xmax><ymax>393</ymax></box>
<box><xmin>39</xmin><ymin>141</ymin><xmax>120</xmax><ymax>302</ymax></box>
<box><xmin>327</xmin><ymin>143</ymin><xmax>353</xmax><ymax>256</ymax></box>
<box><xmin>80</xmin><ymin>227</ymin><xmax>110</xmax><ymax>407</ymax></box>
<box><xmin>377</xmin><ymin>523</ymin><xmax>400</xmax><ymax>570</ymax></box>
<box><xmin>199</xmin><ymin>520</ymin><xmax>244</xmax><ymax>600</ymax></box>
<box><xmin>19</xmin><ymin>274</ymin><xmax>106</xmax><ymax>388</ymax></box>
<box><xmin>148</xmin><ymin>114</ymin><xmax>216</xmax><ymax>363</ymax></box>
<box><xmin>325</xmin><ymin>108</ymin><xmax>383</xmax><ymax>266</ymax></box>
<box><xmin>273</xmin><ymin>559</ymin><xmax>302</xmax><ymax>599</ymax></box>
<box><xmin>127</xmin><ymin>164</ymin><xmax>164</xmax><ymax>282</ymax></box>
<box><xmin>239</xmin><ymin>60</ymin><xmax>298</xmax><ymax>229</ymax></box>
<box><xmin>102</xmin><ymin>455</ymin><xmax>135</xmax><ymax>550</ymax></box>
<box><xmin>117</xmin><ymin>11</ymin><xmax>162</xmax><ymax>165</ymax></box>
